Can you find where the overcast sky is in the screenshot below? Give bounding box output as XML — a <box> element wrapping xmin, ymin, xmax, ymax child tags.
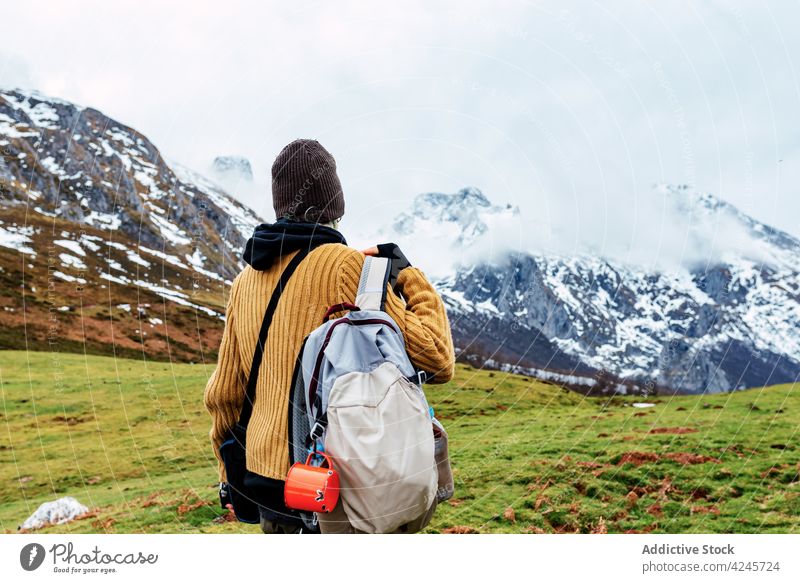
<box><xmin>2</xmin><ymin>1</ymin><xmax>799</xmax><ymax>267</ymax></box>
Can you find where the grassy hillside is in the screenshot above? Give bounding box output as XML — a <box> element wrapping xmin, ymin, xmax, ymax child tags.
<box><xmin>1</xmin><ymin>350</ymin><xmax>798</xmax><ymax>533</ymax></box>
<box><xmin>0</xmin><ymin>207</ymin><xmax>228</xmax><ymax>363</ymax></box>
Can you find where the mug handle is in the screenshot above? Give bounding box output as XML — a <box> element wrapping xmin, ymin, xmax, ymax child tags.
<box><xmin>305</xmin><ymin>451</ymin><xmax>334</xmax><ymax>469</ymax></box>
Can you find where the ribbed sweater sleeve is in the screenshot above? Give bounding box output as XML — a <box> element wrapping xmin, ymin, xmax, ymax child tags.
<box><xmin>387</xmin><ymin>267</ymin><xmax>456</xmax><ymax>383</ymax></box>
<box><xmin>203</xmin><ymin>275</ymin><xmax>245</xmax><ymax>481</ymax></box>
<box><xmin>338</xmin><ymin>252</ymin><xmax>455</xmax><ymax>384</ymax></box>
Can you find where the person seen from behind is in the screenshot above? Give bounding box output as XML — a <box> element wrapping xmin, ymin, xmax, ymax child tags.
<box><xmin>204</xmin><ymin>139</ymin><xmax>455</xmax><ymax>533</ymax></box>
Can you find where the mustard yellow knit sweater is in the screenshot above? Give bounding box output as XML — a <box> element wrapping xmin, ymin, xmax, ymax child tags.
<box><xmin>204</xmin><ymin>243</ymin><xmax>455</xmax><ymax>481</ymax></box>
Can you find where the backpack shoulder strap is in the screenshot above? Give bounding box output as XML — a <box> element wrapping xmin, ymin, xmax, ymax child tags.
<box><xmin>356</xmin><ymin>255</ymin><xmax>433</xmax><ymax>387</ymax></box>
<box><xmin>355</xmin><ymin>256</ymin><xmax>391</xmax><ymax>311</ymax></box>
<box><xmin>237</xmin><ymin>248</ymin><xmax>309</xmax><ymax>429</ymax></box>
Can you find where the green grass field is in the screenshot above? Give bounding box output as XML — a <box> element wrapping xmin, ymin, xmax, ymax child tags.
<box><xmin>1</xmin><ymin>350</ymin><xmax>798</xmax><ymax>533</ymax></box>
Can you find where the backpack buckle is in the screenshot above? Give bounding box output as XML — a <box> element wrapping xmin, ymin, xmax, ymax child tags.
<box><xmin>310</xmin><ymin>421</ymin><xmax>326</xmax><ymax>441</ymax></box>
<box><xmin>407</xmin><ymin>370</ymin><xmax>428</xmax><ymax>386</ymax></box>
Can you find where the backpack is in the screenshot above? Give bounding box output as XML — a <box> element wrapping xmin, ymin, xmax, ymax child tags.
<box><xmin>287</xmin><ymin>256</ymin><xmax>444</xmax><ymax>533</ymax></box>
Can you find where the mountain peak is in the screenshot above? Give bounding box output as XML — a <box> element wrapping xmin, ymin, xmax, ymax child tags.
<box><xmin>392</xmin><ymin>187</ymin><xmax>518</xmax><ymax>247</ymax></box>
<box><xmin>413</xmin><ymin>186</ymin><xmax>490</xmax><ymax>210</ymax></box>
<box><xmin>212</xmin><ymin>156</ymin><xmax>253</xmax><ymax>182</ymax></box>
<box><xmin>454</xmin><ymin>186</ymin><xmax>491</xmax><ymax>205</ymax></box>
<box><xmin>653</xmin><ymin>183</ymin><xmax>800</xmax><ymax>258</ymax></box>
<box><xmin>0</xmin><ymin>87</ymin><xmax>84</xmax><ymax>111</ymax></box>
<box><xmin>654</xmin><ymin>183</ymin><xmax>727</xmax><ymax>214</ymax></box>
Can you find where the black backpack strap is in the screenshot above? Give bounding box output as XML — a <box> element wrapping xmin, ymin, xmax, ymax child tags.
<box><xmin>237</xmin><ymin>249</ymin><xmax>309</xmax><ymax>429</ymax></box>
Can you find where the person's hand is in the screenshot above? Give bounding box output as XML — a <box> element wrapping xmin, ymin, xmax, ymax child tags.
<box><xmin>360</xmin><ymin>243</ymin><xmax>411</xmax><ymax>293</ymax></box>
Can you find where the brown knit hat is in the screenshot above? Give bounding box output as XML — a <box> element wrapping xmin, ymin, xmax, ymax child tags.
<box><xmin>271</xmin><ymin>139</ymin><xmax>345</xmax><ymax>223</ymax></box>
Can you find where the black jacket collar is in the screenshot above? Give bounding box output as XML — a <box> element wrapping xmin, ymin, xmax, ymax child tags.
<box><xmin>242</xmin><ymin>219</ymin><xmax>347</xmax><ymax>270</ymax></box>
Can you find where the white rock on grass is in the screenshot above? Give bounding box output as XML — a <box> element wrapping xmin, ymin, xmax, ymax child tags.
<box><xmin>20</xmin><ymin>496</ymin><xmax>89</xmax><ymax>530</ymax></box>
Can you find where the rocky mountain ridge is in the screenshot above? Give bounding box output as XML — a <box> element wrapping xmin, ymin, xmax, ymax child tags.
<box><xmin>0</xmin><ymin>88</ymin><xmax>261</xmax><ymax>360</ymax></box>
<box><xmin>409</xmin><ymin>186</ymin><xmax>800</xmax><ymax>394</ymax></box>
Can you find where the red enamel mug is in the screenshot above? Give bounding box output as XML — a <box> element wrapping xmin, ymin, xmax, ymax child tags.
<box><xmin>284</xmin><ymin>452</ymin><xmax>340</xmax><ymax>513</ymax></box>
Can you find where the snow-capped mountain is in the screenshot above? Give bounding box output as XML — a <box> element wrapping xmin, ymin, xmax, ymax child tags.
<box><xmin>0</xmin><ymin>88</ymin><xmax>261</xmax><ymax>360</ymax></box>
<box><xmin>393</xmin><ymin>186</ymin><xmax>800</xmax><ymax>395</ymax></box>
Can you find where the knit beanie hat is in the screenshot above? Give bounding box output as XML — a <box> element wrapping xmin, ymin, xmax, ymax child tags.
<box><xmin>271</xmin><ymin>139</ymin><xmax>345</xmax><ymax>223</ymax></box>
